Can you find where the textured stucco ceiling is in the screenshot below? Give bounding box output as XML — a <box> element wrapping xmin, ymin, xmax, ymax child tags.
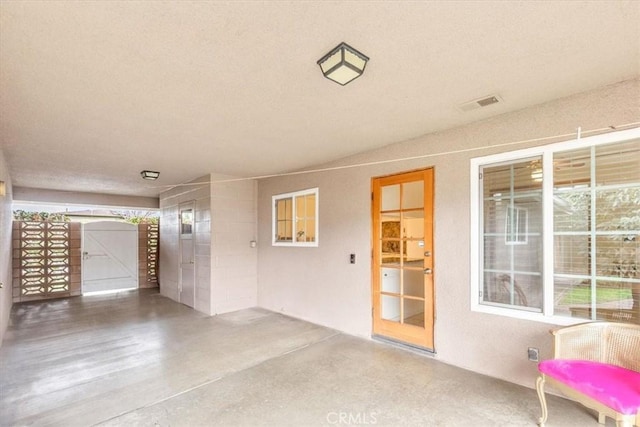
<box><xmin>1</xmin><ymin>1</ymin><xmax>639</xmax><ymax>198</ymax></box>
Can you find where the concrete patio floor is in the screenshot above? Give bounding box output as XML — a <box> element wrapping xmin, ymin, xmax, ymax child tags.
<box><xmin>0</xmin><ymin>289</ymin><xmax>613</xmax><ymax>426</ymax></box>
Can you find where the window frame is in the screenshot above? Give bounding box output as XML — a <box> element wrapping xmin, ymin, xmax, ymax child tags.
<box><xmin>470</xmin><ymin>127</ymin><xmax>640</xmax><ymax>325</ymax></box>
<box><xmin>272</xmin><ymin>187</ymin><xmax>319</xmax><ymax>247</ymax></box>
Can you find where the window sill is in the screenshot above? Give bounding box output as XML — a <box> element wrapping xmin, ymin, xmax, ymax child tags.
<box><xmin>272</xmin><ymin>242</ymin><xmax>318</xmax><ymax>248</ymax></box>
<box><xmin>471</xmin><ymin>303</ymin><xmax>593</xmax><ymax>326</ymax></box>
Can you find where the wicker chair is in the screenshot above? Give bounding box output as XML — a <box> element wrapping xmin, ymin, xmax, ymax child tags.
<box><xmin>536</xmin><ymin>322</ymin><xmax>640</xmax><ymax>427</ymax></box>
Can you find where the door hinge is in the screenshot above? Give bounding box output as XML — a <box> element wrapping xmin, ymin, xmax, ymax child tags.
<box><xmin>479</xmin><ymin>172</ymin><xmax>483</xmax><ymax>180</ymax></box>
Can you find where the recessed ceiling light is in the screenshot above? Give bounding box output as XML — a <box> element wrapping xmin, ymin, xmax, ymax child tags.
<box><xmin>459</xmin><ymin>95</ymin><xmax>503</xmax><ymax>112</ymax></box>
<box><xmin>140</xmin><ymin>170</ymin><xmax>160</xmax><ymax>180</ymax></box>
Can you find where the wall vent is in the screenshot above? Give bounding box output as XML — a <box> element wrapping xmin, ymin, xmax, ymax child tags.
<box><xmin>459</xmin><ymin>95</ymin><xmax>503</xmax><ymax>112</ymax></box>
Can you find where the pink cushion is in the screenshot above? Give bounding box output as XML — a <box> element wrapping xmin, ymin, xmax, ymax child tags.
<box><xmin>539</xmin><ymin>359</ymin><xmax>640</xmax><ymax>415</ymax></box>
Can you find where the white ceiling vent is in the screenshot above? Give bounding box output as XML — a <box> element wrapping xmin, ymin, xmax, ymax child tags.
<box><xmin>459</xmin><ymin>95</ymin><xmax>503</xmax><ymax>112</ymax></box>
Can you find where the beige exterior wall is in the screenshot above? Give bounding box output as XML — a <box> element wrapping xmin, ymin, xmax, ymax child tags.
<box><xmin>159</xmin><ymin>174</ymin><xmax>258</xmax><ymax>315</ymax></box>
<box><xmin>210</xmin><ymin>177</ymin><xmax>258</xmax><ymax>314</ymax></box>
<box><xmin>0</xmin><ymin>149</ymin><xmax>13</xmax><ymax>344</ymax></box>
<box><xmin>257</xmin><ymin>78</ymin><xmax>640</xmax><ymax>388</ymax></box>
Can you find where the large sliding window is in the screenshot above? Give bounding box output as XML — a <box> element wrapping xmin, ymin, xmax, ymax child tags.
<box><xmin>471</xmin><ymin>128</ymin><xmax>640</xmax><ymax>324</ymax></box>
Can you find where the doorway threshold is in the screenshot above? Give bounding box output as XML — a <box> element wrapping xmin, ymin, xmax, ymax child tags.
<box><xmin>372</xmin><ymin>334</ymin><xmax>437</xmax><ymax>357</ymax></box>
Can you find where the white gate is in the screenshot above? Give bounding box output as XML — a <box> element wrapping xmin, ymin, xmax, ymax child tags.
<box><xmin>82</xmin><ymin>221</ymin><xmax>138</xmax><ymax>293</ymax></box>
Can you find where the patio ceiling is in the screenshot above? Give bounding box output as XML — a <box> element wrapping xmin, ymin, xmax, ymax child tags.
<box><xmin>1</xmin><ymin>1</ymin><xmax>638</xmax><ymax>198</ymax></box>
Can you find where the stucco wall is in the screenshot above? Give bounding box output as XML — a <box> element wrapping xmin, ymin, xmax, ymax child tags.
<box><xmin>257</xmin><ymin>78</ymin><xmax>640</xmax><ymax>388</ymax></box>
<box><xmin>0</xmin><ymin>149</ymin><xmax>13</xmax><ymax>345</ymax></box>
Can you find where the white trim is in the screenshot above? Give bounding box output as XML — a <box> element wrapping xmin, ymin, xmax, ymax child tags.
<box><xmin>272</xmin><ymin>187</ymin><xmax>319</xmax><ymax>247</ymax></box>
<box><xmin>542</xmin><ymin>150</ymin><xmax>555</xmax><ymax>318</ymax></box>
<box><xmin>470</xmin><ymin>127</ymin><xmax>640</xmax><ymax>323</ymax></box>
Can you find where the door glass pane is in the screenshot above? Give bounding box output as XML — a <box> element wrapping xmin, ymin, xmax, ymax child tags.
<box><xmin>381</xmin><ymin>295</ymin><xmax>401</xmax><ymax>322</ymax></box>
<box><xmin>402</xmin><ymin>210</ymin><xmax>424</xmax><ymax>239</ymax></box>
<box><xmin>381</xmin><ymin>268</ymin><xmax>400</xmax><ymax>293</ymax></box>
<box><xmin>403</xmin><ymin>269</ymin><xmax>424</xmax><ymax>298</ymax></box>
<box><xmin>404</xmin><ymin>241</ymin><xmax>424</xmax><ymax>265</ymax></box>
<box><xmin>403</xmin><ymin>298</ymin><xmax>424</xmax><ymax>327</ymax></box>
<box><xmin>180</xmin><ymin>209</ymin><xmax>193</xmax><ymax>235</ymax></box>
<box><xmin>402</xmin><ymin>181</ymin><xmax>424</xmax><ymax>209</ymax></box>
<box><xmin>381</xmin><ymin>213</ymin><xmax>401</xmax><ymax>266</ymax></box>
<box><xmin>382</xmin><ymin>185</ymin><xmax>400</xmax><ymax>211</ymax></box>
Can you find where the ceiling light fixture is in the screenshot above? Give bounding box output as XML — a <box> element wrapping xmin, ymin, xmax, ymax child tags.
<box><xmin>317</xmin><ymin>42</ymin><xmax>369</xmax><ymax>86</ymax></box>
<box><xmin>140</xmin><ymin>170</ymin><xmax>160</xmax><ymax>180</ymax></box>
<box><xmin>459</xmin><ymin>95</ymin><xmax>503</xmax><ymax>112</ymax></box>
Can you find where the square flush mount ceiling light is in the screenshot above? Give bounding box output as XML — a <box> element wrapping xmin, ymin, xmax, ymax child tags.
<box><xmin>317</xmin><ymin>42</ymin><xmax>369</xmax><ymax>86</ymax></box>
<box><xmin>140</xmin><ymin>170</ymin><xmax>160</xmax><ymax>180</ymax></box>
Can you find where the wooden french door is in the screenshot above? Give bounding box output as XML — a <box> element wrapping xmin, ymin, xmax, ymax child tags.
<box><xmin>372</xmin><ymin>168</ymin><xmax>434</xmax><ymax>350</ymax></box>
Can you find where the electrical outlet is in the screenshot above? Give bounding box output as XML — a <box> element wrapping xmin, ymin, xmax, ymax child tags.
<box><xmin>528</xmin><ymin>347</ymin><xmax>539</xmax><ymax>362</ymax></box>
<box><xmin>350</xmin><ymin>253</ymin><xmax>356</xmax><ymax>264</ymax></box>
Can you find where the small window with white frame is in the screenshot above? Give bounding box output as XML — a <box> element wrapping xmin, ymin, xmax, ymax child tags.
<box><xmin>471</xmin><ymin>127</ymin><xmax>640</xmax><ymax>325</ymax></box>
<box><xmin>272</xmin><ymin>188</ymin><xmax>319</xmax><ymax>247</ymax></box>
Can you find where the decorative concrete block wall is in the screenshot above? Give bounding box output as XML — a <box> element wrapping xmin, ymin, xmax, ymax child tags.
<box><xmin>138</xmin><ymin>223</ymin><xmax>159</xmax><ymax>288</ymax></box>
<box><xmin>12</xmin><ymin>221</ymin><xmax>81</xmax><ymax>302</ymax></box>
<box><xmin>13</xmin><ymin>221</ymin><xmax>159</xmax><ymax>301</ymax></box>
